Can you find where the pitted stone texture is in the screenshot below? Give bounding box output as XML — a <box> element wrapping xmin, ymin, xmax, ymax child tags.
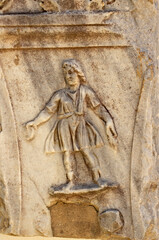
<box><xmin>0</xmin><ymin>0</ymin><xmax>134</xmax><ymax>13</ymax></box>
<box><xmin>99</xmin><ymin>209</ymin><xmax>124</xmax><ymax>233</ymax></box>
<box><xmin>0</xmin><ymin>0</ymin><xmax>13</xmax><ymax>12</ymax></box>
<box><xmin>0</xmin><ymin>0</ymin><xmax>157</xmax><ymax>239</ymax></box>
<box><xmin>36</xmin><ymin>0</ymin><xmax>60</xmax><ymax>12</ymax></box>
<box><xmin>50</xmin><ymin>202</ymin><xmax>101</xmax><ymax>238</ymax></box>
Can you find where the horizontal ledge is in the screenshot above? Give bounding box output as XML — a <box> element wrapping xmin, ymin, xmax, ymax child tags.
<box><xmin>0</xmin><ymin>12</ymin><xmax>132</xmax><ymax>49</ymax></box>
<box><xmin>0</xmin><ymin>40</ymin><xmax>130</xmax><ymax>50</ymax></box>
<box><xmin>0</xmin><ymin>46</ymin><xmax>131</xmax><ymax>50</ymax></box>
<box><xmin>0</xmin><ymin>235</ymin><xmax>99</xmax><ymax>240</ymax></box>
<box><xmin>0</xmin><ymin>25</ymin><xmax>129</xmax><ymax>49</ymax></box>
<box><xmin>0</xmin><ymin>12</ymin><xmax>115</xmax><ymax>27</ymax></box>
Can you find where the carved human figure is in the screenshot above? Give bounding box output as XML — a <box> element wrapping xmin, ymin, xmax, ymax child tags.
<box><xmin>26</xmin><ymin>59</ymin><xmax>117</xmax><ymax>190</ymax></box>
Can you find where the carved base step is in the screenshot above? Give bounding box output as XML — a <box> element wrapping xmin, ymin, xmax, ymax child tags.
<box><xmin>49</xmin><ymin>179</ymin><xmax>123</xmax><ymax>238</ymax></box>
<box><xmin>49</xmin><ymin>179</ymin><xmax>119</xmax><ymax>196</ymax></box>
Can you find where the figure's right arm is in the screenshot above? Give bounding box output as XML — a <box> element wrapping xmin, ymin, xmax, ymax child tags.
<box><xmin>26</xmin><ymin>108</ymin><xmax>53</xmax><ymax>129</ymax></box>
<box><xmin>25</xmin><ymin>90</ymin><xmax>60</xmax><ymax>140</ymax></box>
<box><xmin>25</xmin><ymin>109</ymin><xmax>52</xmax><ymax>141</ymax></box>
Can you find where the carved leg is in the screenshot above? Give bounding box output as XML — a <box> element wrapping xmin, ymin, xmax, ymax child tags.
<box><xmin>81</xmin><ymin>149</ymin><xmax>101</xmax><ymax>185</ymax></box>
<box><xmin>63</xmin><ymin>151</ymin><xmax>74</xmax><ymax>189</ymax></box>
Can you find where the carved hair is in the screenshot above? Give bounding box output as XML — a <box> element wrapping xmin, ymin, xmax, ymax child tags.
<box><xmin>62</xmin><ymin>59</ymin><xmax>86</xmax><ymax>83</ymax></box>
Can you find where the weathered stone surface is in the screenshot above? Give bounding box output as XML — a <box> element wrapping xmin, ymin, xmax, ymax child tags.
<box><xmin>0</xmin><ymin>0</ymin><xmax>13</xmax><ymax>12</ymax></box>
<box><xmin>50</xmin><ymin>202</ymin><xmax>100</xmax><ymax>238</ymax></box>
<box><xmin>0</xmin><ymin>235</ymin><xmax>131</xmax><ymax>240</ymax></box>
<box><xmin>35</xmin><ymin>0</ymin><xmax>61</xmax><ymax>12</ymax></box>
<box><xmin>0</xmin><ymin>0</ymin><xmax>135</xmax><ymax>13</ymax></box>
<box><xmin>99</xmin><ymin>209</ymin><xmax>124</xmax><ymax>233</ymax></box>
<box><xmin>0</xmin><ymin>1</ymin><xmax>158</xmax><ymax>240</ymax></box>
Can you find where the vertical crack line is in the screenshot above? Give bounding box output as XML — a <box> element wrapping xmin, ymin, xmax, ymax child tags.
<box><xmin>0</xmin><ymin>63</ymin><xmax>22</xmax><ymax>235</ymax></box>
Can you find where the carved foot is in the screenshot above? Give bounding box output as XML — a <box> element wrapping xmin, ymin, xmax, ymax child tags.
<box><xmin>62</xmin><ymin>181</ymin><xmax>74</xmax><ymax>192</ymax></box>
<box><xmin>96</xmin><ymin>178</ymin><xmax>117</xmax><ymax>188</ymax></box>
<box><xmin>49</xmin><ymin>182</ymin><xmax>74</xmax><ymax>195</ymax></box>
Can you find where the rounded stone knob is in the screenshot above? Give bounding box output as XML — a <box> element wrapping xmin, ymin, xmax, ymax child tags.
<box><xmin>99</xmin><ymin>209</ymin><xmax>124</xmax><ymax>233</ymax></box>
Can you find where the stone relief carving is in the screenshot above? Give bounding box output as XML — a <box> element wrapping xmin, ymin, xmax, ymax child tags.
<box><xmin>34</xmin><ymin>0</ymin><xmax>116</xmax><ymax>12</ymax></box>
<box><xmin>0</xmin><ymin>0</ymin><xmax>13</xmax><ymax>12</ymax></box>
<box><xmin>25</xmin><ymin>59</ymin><xmax>117</xmax><ymax>193</ymax></box>
<box><xmin>105</xmin><ymin>0</ymin><xmax>116</xmax><ymax>4</ymax></box>
<box><xmin>86</xmin><ymin>0</ymin><xmax>105</xmax><ymax>11</ymax></box>
<box><xmin>86</xmin><ymin>0</ymin><xmax>116</xmax><ymax>11</ymax></box>
<box><xmin>34</xmin><ymin>0</ymin><xmax>60</xmax><ymax>12</ymax></box>
<box><xmin>99</xmin><ymin>209</ymin><xmax>124</xmax><ymax>234</ymax></box>
<box><xmin>0</xmin><ymin>0</ymin><xmax>157</xmax><ymax>238</ymax></box>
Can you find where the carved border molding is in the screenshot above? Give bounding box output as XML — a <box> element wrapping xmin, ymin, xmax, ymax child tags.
<box><xmin>0</xmin><ymin>12</ymin><xmax>113</xmax><ymax>26</ymax></box>
<box><xmin>0</xmin><ymin>65</ymin><xmax>21</xmax><ymax>235</ymax></box>
<box><xmin>0</xmin><ymin>12</ymin><xmax>130</xmax><ymax>49</ymax></box>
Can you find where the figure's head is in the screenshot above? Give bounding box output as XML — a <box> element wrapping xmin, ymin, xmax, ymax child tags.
<box><xmin>62</xmin><ymin>59</ymin><xmax>86</xmax><ymax>87</ymax></box>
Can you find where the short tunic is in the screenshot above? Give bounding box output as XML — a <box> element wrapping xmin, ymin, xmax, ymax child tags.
<box><xmin>44</xmin><ymin>85</ymin><xmax>104</xmax><ymax>153</ymax></box>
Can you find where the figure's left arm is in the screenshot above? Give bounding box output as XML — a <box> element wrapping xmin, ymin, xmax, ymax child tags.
<box><xmin>86</xmin><ymin>86</ymin><xmax>117</xmax><ymax>148</ymax></box>
<box><xmin>94</xmin><ymin>104</ymin><xmax>118</xmax><ymax>148</ymax></box>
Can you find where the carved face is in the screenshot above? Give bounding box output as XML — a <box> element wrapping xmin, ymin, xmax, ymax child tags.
<box><xmin>63</xmin><ymin>65</ymin><xmax>80</xmax><ymax>87</ymax></box>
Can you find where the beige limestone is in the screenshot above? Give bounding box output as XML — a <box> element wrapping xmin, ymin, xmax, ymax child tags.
<box><xmin>0</xmin><ymin>1</ymin><xmax>158</xmax><ymax>240</ymax></box>
<box><xmin>0</xmin><ymin>235</ymin><xmax>98</xmax><ymax>240</ymax></box>
<box><xmin>0</xmin><ymin>235</ymin><xmax>130</xmax><ymax>240</ymax></box>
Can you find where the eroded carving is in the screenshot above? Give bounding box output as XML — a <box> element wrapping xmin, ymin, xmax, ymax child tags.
<box><xmin>0</xmin><ymin>0</ymin><xmax>13</xmax><ymax>12</ymax></box>
<box><xmin>49</xmin><ymin>186</ymin><xmax>123</xmax><ymax>237</ymax></box>
<box><xmin>86</xmin><ymin>0</ymin><xmax>116</xmax><ymax>11</ymax></box>
<box><xmin>105</xmin><ymin>0</ymin><xmax>116</xmax><ymax>5</ymax></box>
<box><xmin>35</xmin><ymin>0</ymin><xmax>60</xmax><ymax>12</ymax></box>
<box><xmin>34</xmin><ymin>0</ymin><xmax>116</xmax><ymax>12</ymax></box>
<box><xmin>86</xmin><ymin>0</ymin><xmax>105</xmax><ymax>11</ymax></box>
<box><xmin>99</xmin><ymin>209</ymin><xmax>124</xmax><ymax>233</ymax></box>
<box><xmin>0</xmin><ymin>180</ymin><xmax>9</xmax><ymax>232</ymax></box>
<box><xmin>25</xmin><ymin>59</ymin><xmax>117</xmax><ymax>192</ymax></box>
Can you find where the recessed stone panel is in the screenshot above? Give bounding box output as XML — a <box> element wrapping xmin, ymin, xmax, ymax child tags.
<box><xmin>50</xmin><ymin>202</ymin><xmax>100</xmax><ymax>238</ymax></box>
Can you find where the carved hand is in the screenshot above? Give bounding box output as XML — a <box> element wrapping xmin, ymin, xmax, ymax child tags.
<box><xmin>106</xmin><ymin>119</ymin><xmax>118</xmax><ymax>149</ymax></box>
<box><xmin>25</xmin><ymin>121</ymin><xmax>37</xmax><ymax>141</ymax></box>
